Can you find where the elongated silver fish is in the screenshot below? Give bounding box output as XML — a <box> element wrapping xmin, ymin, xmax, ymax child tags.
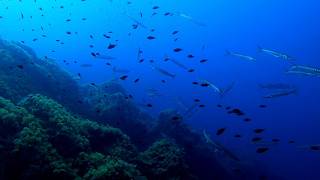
<box><xmin>263</xmin><ymin>88</ymin><xmax>297</xmax><ymax>98</ymax></box>
<box><xmin>152</xmin><ymin>65</ymin><xmax>176</xmax><ymax>78</ymax></box>
<box><xmin>203</xmin><ymin>130</ymin><xmax>240</xmax><ymax>161</ymax></box>
<box><xmin>202</xmin><ymin>80</ymin><xmax>222</xmax><ymax>94</ymax></box>
<box><xmin>178</xmin><ymin>13</ymin><xmax>207</xmax><ymax>27</ymax></box>
<box><xmin>226</xmin><ymin>50</ymin><xmax>256</xmax><ymax>62</ymax></box>
<box><xmin>168</xmin><ymin>58</ymin><xmax>189</xmax><ymax>70</ymax></box>
<box><xmin>258</xmin><ymin>46</ymin><xmax>294</xmax><ymax>61</ymax></box>
<box><xmin>287</xmin><ymin>65</ymin><xmax>320</xmax><ymax>76</ymax></box>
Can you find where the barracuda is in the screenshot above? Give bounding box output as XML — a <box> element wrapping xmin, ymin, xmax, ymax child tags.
<box><xmin>258</xmin><ymin>46</ymin><xmax>294</xmax><ymax>61</ymax></box>
<box><xmin>226</xmin><ymin>50</ymin><xmax>256</xmax><ymax>62</ymax></box>
<box><xmin>287</xmin><ymin>65</ymin><xmax>320</xmax><ymax>76</ymax></box>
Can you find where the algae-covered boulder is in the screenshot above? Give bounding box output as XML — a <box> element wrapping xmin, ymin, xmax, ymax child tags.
<box><xmin>151</xmin><ymin>109</ymin><xmax>233</xmax><ymax>180</ymax></box>
<box><xmin>0</xmin><ymin>94</ymin><xmax>139</xmax><ymax>180</ymax></box>
<box><xmin>137</xmin><ymin>139</ymin><xmax>192</xmax><ymax>180</ymax></box>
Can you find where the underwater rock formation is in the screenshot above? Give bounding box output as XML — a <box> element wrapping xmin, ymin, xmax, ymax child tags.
<box><xmin>82</xmin><ymin>81</ymin><xmax>153</xmax><ymax>149</ymax></box>
<box><xmin>151</xmin><ymin>109</ymin><xmax>234</xmax><ymax>180</ymax></box>
<box><xmin>0</xmin><ymin>40</ymin><xmax>236</xmax><ymax>179</ymax></box>
<box><xmin>137</xmin><ymin>139</ymin><xmax>193</xmax><ymax>180</ymax></box>
<box><xmin>0</xmin><ymin>39</ymin><xmax>85</xmax><ymax>113</ymax></box>
<box><xmin>0</xmin><ymin>94</ymin><xmax>139</xmax><ymax>179</ymax></box>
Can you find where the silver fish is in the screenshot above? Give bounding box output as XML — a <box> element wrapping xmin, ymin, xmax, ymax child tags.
<box><xmin>178</xmin><ymin>13</ymin><xmax>207</xmax><ymax>27</ymax></box>
<box><xmin>287</xmin><ymin>65</ymin><xmax>320</xmax><ymax>77</ymax></box>
<box><xmin>263</xmin><ymin>88</ymin><xmax>297</xmax><ymax>98</ymax></box>
<box><xmin>201</xmin><ymin>80</ymin><xmax>222</xmax><ymax>94</ymax></box>
<box><xmin>203</xmin><ymin>130</ymin><xmax>240</xmax><ymax>161</ymax></box>
<box><xmin>258</xmin><ymin>46</ymin><xmax>294</xmax><ymax>61</ymax></box>
<box><xmin>152</xmin><ymin>66</ymin><xmax>176</xmax><ymax>78</ymax></box>
<box><xmin>168</xmin><ymin>58</ymin><xmax>189</xmax><ymax>70</ymax></box>
<box><xmin>226</xmin><ymin>50</ymin><xmax>256</xmax><ymax>62</ymax></box>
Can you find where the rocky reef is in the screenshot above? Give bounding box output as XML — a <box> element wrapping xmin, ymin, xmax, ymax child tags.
<box><xmin>0</xmin><ymin>38</ymin><xmax>240</xmax><ymax>179</ymax></box>
<box><xmin>0</xmin><ymin>39</ymin><xmax>86</xmax><ymax>114</ymax></box>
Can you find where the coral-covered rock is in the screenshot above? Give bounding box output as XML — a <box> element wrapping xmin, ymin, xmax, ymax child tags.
<box><xmin>0</xmin><ymin>95</ymin><xmax>138</xmax><ymax>179</ymax></box>
<box><xmin>151</xmin><ymin>109</ymin><xmax>233</xmax><ymax>180</ymax></box>
<box><xmin>137</xmin><ymin>139</ymin><xmax>192</xmax><ymax>180</ymax></box>
<box><xmin>84</xmin><ymin>157</ymin><xmax>141</xmax><ymax>180</ymax></box>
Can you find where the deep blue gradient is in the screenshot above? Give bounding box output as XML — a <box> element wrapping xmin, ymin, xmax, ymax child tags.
<box><xmin>1</xmin><ymin>0</ymin><xmax>320</xmax><ymax>179</ymax></box>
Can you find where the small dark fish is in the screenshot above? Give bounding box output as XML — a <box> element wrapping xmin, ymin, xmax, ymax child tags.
<box><xmin>120</xmin><ymin>75</ymin><xmax>128</xmax><ymax>80</ymax></box>
<box><xmin>188</xmin><ymin>69</ymin><xmax>195</xmax><ymax>72</ymax></box>
<box><xmin>173</xmin><ymin>48</ymin><xmax>182</xmax><ymax>52</ymax></box>
<box><xmin>17</xmin><ymin>65</ymin><xmax>24</xmax><ymax>69</ymax></box>
<box><xmin>243</xmin><ymin>118</ymin><xmax>252</xmax><ymax>122</ymax></box>
<box><xmin>171</xmin><ymin>116</ymin><xmax>181</xmax><ymax>122</ymax></box>
<box><xmin>134</xmin><ymin>78</ymin><xmax>140</xmax><ymax>83</ymax></box>
<box><xmin>146</xmin><ymin>103</ymin><xmax>153</xmax><ymax>107</ymax></box>
<box><xmin>103</xmin><ymin>34</ymin><xmax>111</xmax><ymax>39</ymax></box>
<box><xmin>200</xmin><ymin>59</ymin><xmax>208</xmax><ymax>63</ymax></box>
<box><xmin>66</xmin><ymin>31</ymin><xmax>72</xmax><ymax>35</ymax></box>
<box><xmin>310</xmin><ymin>145</ymin><xmax>320</xmax><ymax>151</ymax></box>
<box><xmin>256</xmin><ymin>147</ymin><xmax>269</xmax><ymax>154</ymax></box>
<box><xmin>216</xmin><ymin>128</ymin><xmax>226</xmax><ymax>136</ymax></box>
<box><xmin>217</xmin><ymin>104</ymin><xmax>223</xmax><ymax>108</ymax></box>
<box><xmin>139</xmin><ymin>59</ymin><xmax>144</xmax><ymax>63</ymax></box>
<box><xmin>172</xmin><ymin>30</ymin><xmax>179</xmax><ymax>35</ymax></box>
<box><xmin>228</xmin><ymin>108</ymin><xmax>245</xmax><ymax>116</ymax></box>
<box><xmin>259</xmin><ymin>104</ymin><xmax>267</xmax><ymax>108</ymax></box>
<box><xmin>192</xmin><ymin>81</ymin><xmax>199</xmax><ymax>85</ymax></box>
<box><xmin>200</xmin><ymin>83</ymin><xmax>210</xmax><ymax>87</ymax></box>
<box><xmin>288</xmin><ymin>140</ymin><xmax>295</xmax><ymax>144</ymax></box>
<box><xmin>187</xmin><ymin>54</ymin><xmax>195</xmax><ymax>58</ymax></box>
<box><xmin>152</xmin><ymin>6</ymin><xmax>159</xmax><ymax>9</ymax></box>
<box><xmin>234</xmin><ymin>134</ymin><xmax>242</xmax><ymax>138</ymax></box>
<box><xmin>161</xmin><ymin>80</ymin><xmax>166</xmax><ymax>83</ymax></box>
<box><xmin>225</xmin><ymin>106</ymin><xmax>231</xmax><ymax>110</ymax></box>
<box><xmin>254</xmin><ymin>128</ymin><xmax>265</xmax><ymax>134</ymax></box>
<box><xmin>108</xmin><ymin>43</ymin><xmax>116</xmax><ymax>49</ymax></box>
<box><xmin>91</xmin><ymin>52</ymin><xmax>97</xmax><ymax>57</ymax></box>
<box><xmin>147</xmin><ymin>36</ymin><xmax>156</xmax><ymax>40</ymax></box>
<box><xmin>199</xmin><ymin>104</ymin><xmax>205</xmax><ymax>108</ymax></box>
<box><xmin>194</xmin><ymin>99</ymin><xmax>200</xmax><ymax>102</ymax></box>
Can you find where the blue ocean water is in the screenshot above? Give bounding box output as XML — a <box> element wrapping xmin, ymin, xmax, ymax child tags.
<box><xmin>0</xmin><ymin>0</ymin><xmax>320</xmax><ymax>179</ymax></box>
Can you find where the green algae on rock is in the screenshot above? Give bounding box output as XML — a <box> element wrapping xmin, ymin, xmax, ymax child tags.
<box><xmin>137</xmin><ymin>139</ymin><xmax>192</xmax><ymax>180</ymax></box>
<box><xmin>0</xmin><ymin>95</ymin><xmax>138</xmax><ymax>179</ymax></box>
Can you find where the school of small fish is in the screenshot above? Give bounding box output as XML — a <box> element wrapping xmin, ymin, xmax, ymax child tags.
<box><xmin>0</xmin><ymin>0</ymin><xmax>319</xmax><ymax>167</ymax></box>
